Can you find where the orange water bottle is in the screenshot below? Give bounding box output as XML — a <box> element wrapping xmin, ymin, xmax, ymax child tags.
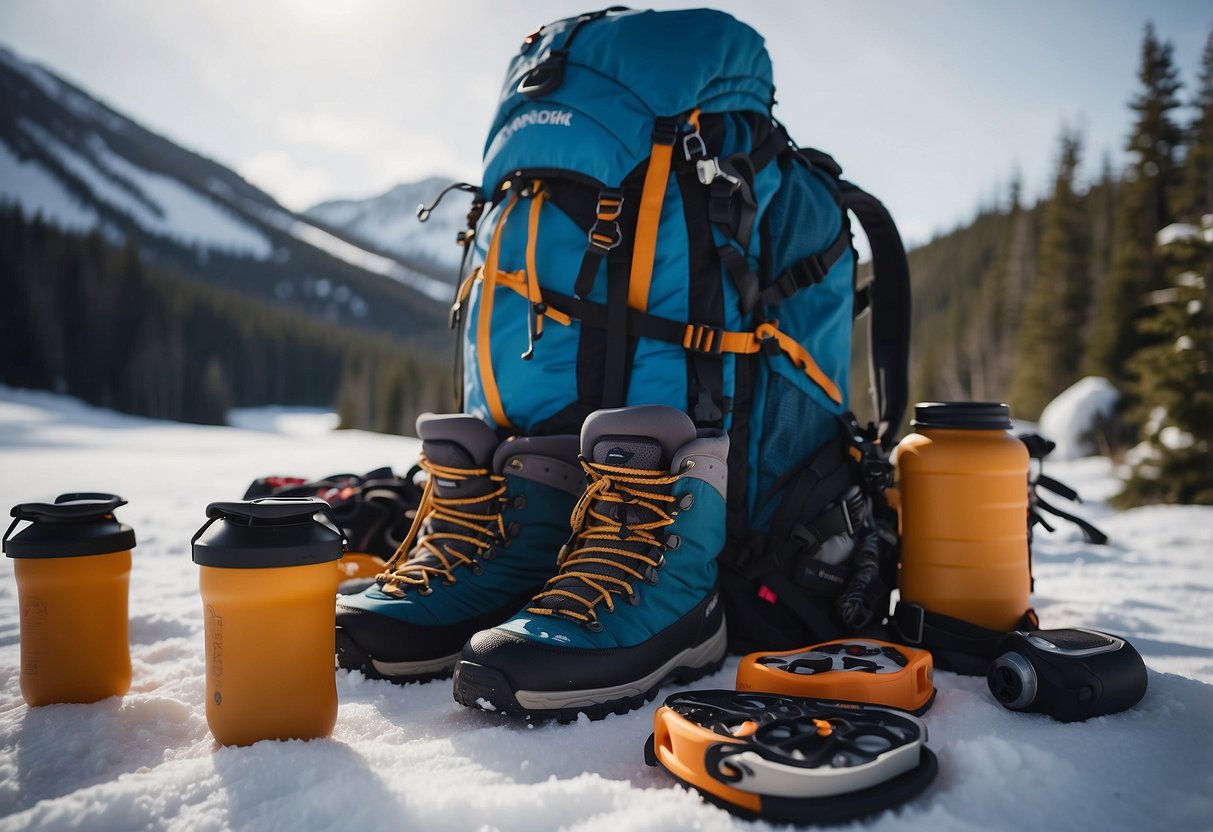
<box><xmin>192</xmin><ymin>497</ymin><xmax>344</xmax><ymax>746</ymax></box>
<box><xmin>894</xmin><ymin>402</ymin><xmax>1030</xmax><ymax>631</ymax></box>
<box><xmin>4</xmin><ymin>493</ymin><xmax>135</xmax><ymax>706</ymax></box>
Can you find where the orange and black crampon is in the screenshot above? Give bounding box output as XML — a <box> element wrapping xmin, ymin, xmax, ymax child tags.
<box><xmin>645</xmin><ymin>690</ymin><xmax>937</xmax><ymax>825</ymax></box>
<box><xmin>736</xmin><ymin>638</ymin><xmax>936</xmax><ymax>715</ymax></box>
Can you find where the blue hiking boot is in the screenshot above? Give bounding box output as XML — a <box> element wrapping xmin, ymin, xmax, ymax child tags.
<box><xmin>452</xmin><ymin>405</ymin><xmax>729</xmax><ymax>720</ymax></box>
<box><xmin>335</xmin><ymin>414</ymin><xmax>581</xmax><ymax>683</ymax></box>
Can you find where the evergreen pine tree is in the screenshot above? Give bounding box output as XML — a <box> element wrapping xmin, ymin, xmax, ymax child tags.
<box><xmin>1084</xmin><ymin>24</ymin><xmax>1184</xmax><ymax>383</ymax></box>
<box><xmin>1118</xmin><ymin>220</ymin><xmax>1213</xmax><ymax>505</ymax></box>
<box><xmin>1010</xmin><ymin>128</ymin><xmax>1089</xmax><ymax>417</ymax></box>
<box><xmin>1178</xmin><ymin>29</ymin><xmax>1213</xmax><ymax>220</ymax></box>
<box><xmin>1119</xmin><ymin>29</ymin><xmax>1213</xmax><ymax>505</ymax></box>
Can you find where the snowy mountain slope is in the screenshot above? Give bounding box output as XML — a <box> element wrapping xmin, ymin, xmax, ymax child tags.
<box><xmin>0</xmin><ymin>385</ymin><xmax>1210</xmax><ymax>831</ymax></box>
<box><xmin>307</xmin><ymin>177</ymin><xmax>470</xmax><ymax>282</ymax></box>
<box><xmin>0</xmin><ymin>46</ymin><xmax>452</xmax><ymax>323</ymax></box>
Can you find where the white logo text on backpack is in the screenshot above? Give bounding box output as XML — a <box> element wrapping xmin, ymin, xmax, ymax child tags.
<box><xmin>498</xmin><ymin>109</ymin><xmax>573</xmax><ymax>144</ymax></box>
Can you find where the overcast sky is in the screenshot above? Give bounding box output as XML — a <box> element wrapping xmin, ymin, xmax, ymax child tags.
<box><xmin>2</xmin><ymin>1</ymin><xmax>1210</xmax><ymax>245</ymax></box>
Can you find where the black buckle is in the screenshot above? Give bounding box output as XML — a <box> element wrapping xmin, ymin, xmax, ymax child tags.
<box><xmin>686</xmin><ymin>324</ymin><xmax>725</xmax><ymax>356</ymax></box>
<box><xmin>518</xmin><ymin>50</ymin><xmax>566</xmax><ymax>98</ymax></box>
<box><xmin>863</xmin><ymin>457</ymin><xmax>895</xmax><ymax>490</ymax></box>
<box><xmin>652</xmin><ymin>118</ymin><xmax>678</xmax><ymax>146</ymax></box>
<box><xmin>800</xmin><ymin>254</ymin><xmax>827</xmax><ymax>286</ymax></box>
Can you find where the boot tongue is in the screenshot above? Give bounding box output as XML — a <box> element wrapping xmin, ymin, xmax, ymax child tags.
<box><xmin>407</xmin><ymin>414</ymin><xmax>501</xmax><ymax>566</ymax></box>
<box><xmin>416</xmin><ymin>413</ymin><xmax>497</xmax><ymax>469</ymax></box>
<box><xmin>592</xmin><ymin>437</ymin><xmax>664</xmax><ymax>470</ymax></box>
<box><xmin>581</xmin><ymin>404</ymin><xmax>697</xmax><ymax>473</ymax></box>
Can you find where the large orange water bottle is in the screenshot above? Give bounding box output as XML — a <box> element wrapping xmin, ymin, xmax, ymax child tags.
<box><xmin>192</xmin><ymin>497</ymin><xmax>344</xmax><ymax>746</ymax></box>
<box><xmin>894</xmin><ymin>402</ymin><xmax>1030</xmax><ymax>631</ymax></box>
<box><xmin>4</xmin><ymin>493</ymin><xmax>135</xmax><ymax>706</ymax></box>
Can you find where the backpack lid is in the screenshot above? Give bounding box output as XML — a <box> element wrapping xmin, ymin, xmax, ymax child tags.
<box><xmin>191</xmin><ymin>497</ymin><xmax>346</xmax><ymax>569</ymax></box>
<box><xmin>4</xmin><ymin>493</ymin><xmax>136</xmax><ymax>558</ymax></box>
<box><xmin>483</xmin><ymin>7</ymin><xmax>774</xmax><ymax>192</ymax></box>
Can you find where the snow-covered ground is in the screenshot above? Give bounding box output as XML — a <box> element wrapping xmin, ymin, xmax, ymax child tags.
<box><xmin>0</xmin><ymin>385</ymin><xmax>1210</xmax><ymax>831</ymax></box>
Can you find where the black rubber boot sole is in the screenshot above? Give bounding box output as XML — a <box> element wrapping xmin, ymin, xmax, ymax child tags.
<box><xmin>452</xmin><ymin>649</ymin><xmax>725</xmax><ymax>723</ymax></box>
<box><xmin>335</xmin><ymin>627</ymin><xmax>457</xmax><ymax>685</ymax></box>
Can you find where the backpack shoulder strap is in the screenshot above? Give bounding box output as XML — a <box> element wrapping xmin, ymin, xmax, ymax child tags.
<box><xmin>839</xmin><ymin>179</ymin><xmax>911</xmax><ymax>449</ymax></box>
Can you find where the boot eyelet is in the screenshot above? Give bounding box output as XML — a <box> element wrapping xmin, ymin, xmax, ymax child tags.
<box><xmin>679</xmin><ymin>493</ymin><xmax>694</xmax><ymax>511</ymax></box>
<box><xmin>665</xmin><ymin>534</ymin><xmax>682</xmax><ymax>550</ymax></box>
<box><xmin>644</xmin><ymin>565</ymin><xmax>660</xmax><ymax>585</ymax></box>
<box><xmin>470</xmin><ymin>563</ymin><xmax>485</xmax><ymax>576</ymax></box>
<box><xmin>586</xmin><ymin>619</ymin><xmax>604</xmax><ymax>633</ymax></box>
<box><xmin>508</xmin><ymin>521</ymin><xmax>522</xmax><ymax>538</ymax></box>
<box><xmin>419</xmin><ymin>586</ymin><xmax>434</xmax><ymax>596</ymax></box>
<box><xmin>627</xmin><ymin>591</ymin><xmax>641</xmax><ymax>606</ymax></box>
<box><xmin>508</xmin><ymin>459</ymin><xmax>524</xmax><ymax>470</ymax></box>
<box><xmin>482</xmin><ymin>549</ymin><xmax>497</xmax><ymax>561</ymax></box>
<box><xmin>513</xmin><ymin>495</ymin><xmax>528</xmax><ymax>510</ymax></box>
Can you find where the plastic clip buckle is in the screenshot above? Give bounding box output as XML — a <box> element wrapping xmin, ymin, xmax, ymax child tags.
<box><xmin>683</xmin><ymin>130</ymin><xmax>706</xmax><ymax>161</ymax></box>
<box><xmin>696</xmin><ymin>157</ymin><xmax>740</xmax><ymax>189</ymax></box>
<box><xmin>687</xmin><ymin>324</ymin><xmax>725</xmax><ymax>356</ymax></box>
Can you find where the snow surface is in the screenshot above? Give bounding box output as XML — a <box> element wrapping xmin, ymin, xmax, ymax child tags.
<box><xmin>306</xmin><ymin>177</ymin><xmax>468</xmax><ymax>278</ymax></box>
<box><xmin>242</xmin><ymin>201</ymin><xmax>451</xmax><ymax>303</ymax></box>
<box><xmin>1</xmin><ymin>385</ymin><xmax>1211</xmax><ymax>831</ymax></box>
<box><xmin>0</xmin><ymin>139</ymin><xmax>98</xmax><ymax>233</ymax></box>
<box><xmin>6</xmin><ymin>120</ymin><xmax>272</xmax><ymax>261</ymax></box>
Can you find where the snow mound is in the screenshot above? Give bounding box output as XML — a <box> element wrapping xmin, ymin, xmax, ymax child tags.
<box><xmin>1039</xmin><ymin>377</ymin><xmax>1119</xmax><ymax>460</ymax></box>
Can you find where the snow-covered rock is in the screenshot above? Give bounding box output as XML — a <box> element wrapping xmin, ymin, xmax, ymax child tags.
<box><xmin>1038</xmin><ymin>377</ymin><xmax>1120</xmax><ymax>460</ymax></box>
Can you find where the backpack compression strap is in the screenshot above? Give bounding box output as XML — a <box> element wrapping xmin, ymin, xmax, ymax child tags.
<box><xmin>498</xmin><ymin>284</ymin><xmax>844</xmax><ymax>405</ymax></box>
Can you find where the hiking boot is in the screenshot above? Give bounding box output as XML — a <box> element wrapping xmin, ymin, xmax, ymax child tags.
<box><xmin>335</xmin><ymin>414</ymin><xmax>581</xmax><ymax>683</ymax></box>
<box><xmin>452</xmin><ymin>404</ymin><xmax>728</xmax><ymax>720</ymax></box>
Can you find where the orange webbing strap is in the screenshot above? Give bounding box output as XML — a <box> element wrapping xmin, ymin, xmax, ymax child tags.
<box><xmin>524</xmin><ymin>184</ymin><xmax>548</xmax><ymax>338</ymax></box>
<box><xmin>681</xmin><ymin>321</ymin><xmax>844</xmax><ymax>405</ymax></box>
<box><xmin>476</xmin><ymin>193</ymin><xmax>520</xmax><ymax>430</ymax></box>
<box><xmin>627</xmin><ymin>119</ymin><xmax>680</xmax><ymax>312</ymax></box>
<box><xmin>495</xmin><ymin>270</ymin><xmax>572</xmax><ymax>326</ymax></box>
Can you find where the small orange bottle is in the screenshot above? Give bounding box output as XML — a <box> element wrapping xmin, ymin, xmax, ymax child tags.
<box><xmin>192</xmin><ymin>497</ymin><xmax>344</xmax><ymax>746</ymax></box>
<box><xmin>894</xmin><ymin>402</ymin><xmax>1030</xmax><ymax>631</ymax></box>
<box><xmin>5</xmin><ymin>493</ymin><xmax>135</xmax><ymax>706</ymax></box>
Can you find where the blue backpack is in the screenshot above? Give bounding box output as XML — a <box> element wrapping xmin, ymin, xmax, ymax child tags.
<box><xmin>431</xmin><ymin>7</ymin><xmax>911</xmax><ymax>651</ymax></box>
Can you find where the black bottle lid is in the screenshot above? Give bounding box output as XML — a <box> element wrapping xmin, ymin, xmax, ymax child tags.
<box><xmin>4</xmin><ymin>493</ymin><xmax>137</xmax><ymax>558</ymax></box>
<box><xmin>911</xmin><ymin>402</ymin><xmax>1013</xmax><ymax>431</ymax></box>
<box><xmin>192</xmin><ymin>497</ymin><xmax>346</xmax><ymax>569</ymax></box>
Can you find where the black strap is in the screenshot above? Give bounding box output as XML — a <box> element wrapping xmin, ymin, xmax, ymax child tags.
<box><xmin>1032</xmin><ymin>495</ymin><xmax>1109</xmax><ymax>545</ymax></box>
<box><xmin>601</xmin><ymin>254</ymin><xmax>630</xmax><ymax>408</ymax></box>
<box><xmin>757</xmin><ymin>226</ymin><xmax>851</xmax><ymax>309</ymax></box>
<box><xmin>749</xmin><ymin>123</ymin><xmax>790</xmax><ymax>173</ymax></box>
<box><xmin>573</xmin><ymin>189</ymin><xmax>624</xmax><ymax>298</ymax></box>
<box><xmin>516</xmin><ymin>7</ymin><xmax>626</xmax><ymax>98</ymax></box>
<box><xmin>840</xmin><ymin>181</ymin><xmax>911</xmax><ymax>449</ymax></box>
<box><xmin>893</xmin><ymin>602</ymin><xmax>1039</xmax><ymax>676</ymax></box>
<box><xmin>718</xmin><ymin>244</ymin><xmax>760</xmax><ymax>314</ymax></box>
